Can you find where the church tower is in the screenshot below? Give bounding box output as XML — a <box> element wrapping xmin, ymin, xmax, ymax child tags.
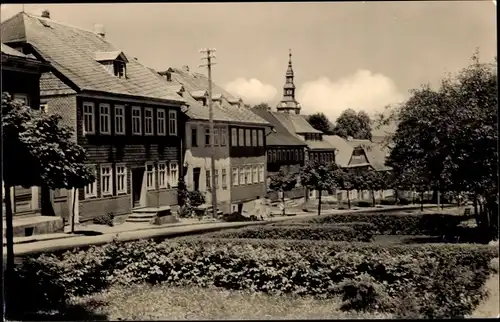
<box><xmin>276</xmin><ymin>49</ymin><xmax>301</xmax><ymax>114</ymax></box>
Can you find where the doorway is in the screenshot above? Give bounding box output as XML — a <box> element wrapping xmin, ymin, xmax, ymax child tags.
<box><xmin>193</xmin><ymin>167</ymin><xmax>201</xmax><ymax>191</ymax></box>
<box><xmin>132</xmin><ymin>168</ymin><xmax>145</xmax><ymax>208</ymax></box>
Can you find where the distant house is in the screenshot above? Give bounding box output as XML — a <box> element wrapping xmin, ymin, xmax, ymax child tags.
<box><xmin>155</xmin><ymin>66</ymin><xmax>270</xmax><ymax>214</ymax></box>
<box><xmin>251</xmin><ymin>107</ymin><xmax>307</xmax><ymax>201</ymax></box>
<box><xmin>2</xmin><ymin>12</ymin><xmax>187</xmax><ymax>223</ymax></box>
<box><xmin>1</xmin><ymin>43</ymin><xmax>50</xmax><ymax>217</ymax></box>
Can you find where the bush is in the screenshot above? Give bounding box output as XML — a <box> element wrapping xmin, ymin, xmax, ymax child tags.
<box><xmin>17</xmin><ymin>238</ymin><xmax>498</xmax><ymax>318</ymax></box>
<box><xmin>380</xmin><ymin>198</ymin><xmax>397</xmax><ymax>206</ymax></box>
<box><xmin>93</xmin><ymin>212</ymin><xmax>114</xmax><ymax>226</ymax></box>
<box><xmin>189</xmin><ymin>191</ymin><xmax>205</xmax><ymax>208</ymax></box>
<box><xmin>355</xmin><ymin>201</ymin><xmax>372</xmax><ymax>208</ymax></box>
<box><xmin>209</xmin><ymin>224</ymin><xmax>373</xmax><ymax>242</ymax></box>
<box><xmin>222</xmin><ymin>212</ymin><xmax>251</xmax><ymax>222</ymax></box>
<box><xmin>398</xmin><ymin>198</ymin><xmax>410</xmax><ymax>205</ymax></box>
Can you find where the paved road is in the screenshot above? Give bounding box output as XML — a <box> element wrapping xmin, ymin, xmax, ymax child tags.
<box><xmin>5</xmin><ymin>204</ymin><xmax>455</xmax><ymax>257</ymax></box>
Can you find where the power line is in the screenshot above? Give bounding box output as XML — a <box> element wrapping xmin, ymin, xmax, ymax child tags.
<box><xmin>199</xmin><ymin>48</ymin><xmax>218</xmax><ymax>218</ymax></box>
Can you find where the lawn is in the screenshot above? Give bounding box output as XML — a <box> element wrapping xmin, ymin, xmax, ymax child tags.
<box><xmin>70</xmin><ymin>284</ymin><xmax>392</xmax><ymax>320</ymax></box>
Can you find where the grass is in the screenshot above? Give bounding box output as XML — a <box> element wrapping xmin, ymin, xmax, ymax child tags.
<box><xmin>70</xmin><ymin>284</ymin><xmax>393</xmax><ymax>320</ymax></box>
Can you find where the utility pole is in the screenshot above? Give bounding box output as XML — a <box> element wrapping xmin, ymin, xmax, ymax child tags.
<box><xmin>199</xmin><ymin>48</ymin><xmax>218</xmax><ymax>218</ymax></box>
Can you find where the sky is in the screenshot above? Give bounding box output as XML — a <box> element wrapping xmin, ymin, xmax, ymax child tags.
<box><xmin>1</xmin><ymin>2</ymin><xmax>496</xmax><ymax>121</ymax></box>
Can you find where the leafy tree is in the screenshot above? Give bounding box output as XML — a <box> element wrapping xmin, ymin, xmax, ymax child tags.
<box><xmin>332</xmin><ymin>108</ymin><xmax>373</xmax><ymax>140</ymax></box>
<box><xmin>269</xmin><ymin>169</ymin><xmax>298</xmax><ymax>216</ymax></box>
<box><xmin>253</xmin><ymin>102</ymin><xmax>271</xmax><ymax>110</ymax></box>
<box><xmin>2</xmin><ymin>93</ymin><xmax>94</xmax><ymax>313</ymax></box>
<box><xmin>300</xmin><ymin>162</ymin><xmax>339</xmax><ymax>215</ymax></box>
<box><xmin>307</xmin><ymin>112</ymin><xmax>334</xmax><ymax>134</ymax></box>
<box><xmin>383</xmin><ymin>50</ymin><xmax>497</xmax><ymax>238</ymax></box>
<box><xmin>362</xmin><ymin>169</ymin><xmax>384</xmax><ymax>206</ymax></box>
<box><xmin>336</xmin><ymin>168</ymin><xmax>355</xmax><ymax>209</ymax></box>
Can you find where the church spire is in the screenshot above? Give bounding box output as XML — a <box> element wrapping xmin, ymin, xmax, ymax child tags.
<box><xmin>276</xmin><ymin>49</ymin><xmax>301</xmax><ymax>114</ymax></box>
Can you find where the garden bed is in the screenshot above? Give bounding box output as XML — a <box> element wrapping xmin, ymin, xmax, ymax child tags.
<box><xmin>13</xmin><ymin>237</ymin><xmax>499</xmax><ymax>319</ymax></box>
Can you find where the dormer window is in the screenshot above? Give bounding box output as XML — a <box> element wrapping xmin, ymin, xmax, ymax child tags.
<box><xmin>95</xmin><ymin>51</ymin><xmax>129</xmax><ymax>79</ymax></box>
<box><xmin>113</xmin><ymin>60</ymin><xmax>126</xmax><ymax>78</ymax></box>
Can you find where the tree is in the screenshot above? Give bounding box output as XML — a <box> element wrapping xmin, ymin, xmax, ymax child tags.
<box><xmin>307</xmin><ymin>112</ymin><xmax>334</xmax><ymax>134</ymax></box>
<box><xmin>332</xmin><ymin>108</ymin><xmax>373</xmax><ymax>140</ymax></box>
<box><xmin>253</xmin><ymin>102</ymin><xmax>271</xmax><ymax>110</ymax></box>
<box><xmin>363</xmin><ymin>169</ymin><xmax>384</xmax><ymax>206</ymax></box>
<box><xmin>382</xmin><ymin>50</ymin><xmax>497</xmax><ymax>238</ymax></box>
<box><xmin>269</xmin><ymin>169</ymin><xmax>298</xmax><ymax>216</ymax></box>
<box><xmin>336</xmin><ymin>168</ymin><xmax>355</xmax><ymax>209</ymax></box>
<box><xmin>300</xmin><ymin>162</ymin><xmax>339</xmax><ymax>215</ymax></box>
<box><xmin>2</xmin><ymin>93</ymin><xmax>94</xmax><ymax>315</ymax></box>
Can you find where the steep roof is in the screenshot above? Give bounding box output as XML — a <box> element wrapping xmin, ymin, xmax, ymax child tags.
<box><xmin>1</xmin><ymin>12</ymin><xmax>185</xmax><ymax>104</ymax></box>
<box><xmin>163</xmin><ymin>67</ymin><xmax>269</xmax><ymax>126</ymax></box>
<box><xmin>271</xmin><ymin>112</ymin><xmax>322</xmax><ymax>134</ymax></box>
<box><xmin>324</xmin><ymin>135</ymin><xmax>390</xmax><ymax>171</ymax></box>
<box><xmin>251</xmin><ymin>108</ymin><xmax>307</xmax><ymax>147</ymax></box>
<box><xmin>1</xmin><ymin>42</ymin><xmax>28</xmax><ymax>58</ymax></box>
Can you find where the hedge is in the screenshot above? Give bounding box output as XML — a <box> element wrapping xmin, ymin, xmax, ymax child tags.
<box><xmin>301</xmin><ymin>213</ymin><xmax>472</xmax><ymax>236</ymax></box>
<box><xmin>271</xmin><ymin>221</ymin><xmax>376</xmax><ymax>233</ymax></box>
<box><xmin>14</xmin><ymin>237</ymin><xmax>498</xmax><ymax>318</ymax></box>
<box><xmin>208</xmin><ymin>224</ymin><xmax>373</xmax><ymax>242</ymax></box>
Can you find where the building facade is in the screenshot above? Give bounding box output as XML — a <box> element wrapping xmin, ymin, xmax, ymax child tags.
<box><xmin>156</xmin><ymin>67</ymin><xmax>270</xmax><ymax>214</ymax></box>
<box><xmin>1</xmin><ymin>12</ymin><xmax>187</xmax><ymax>223</ymax></box>
<box><xmin>1</xmin><ymin>43</ymin><xmax>50</xmax><ymax>217</ymax></box>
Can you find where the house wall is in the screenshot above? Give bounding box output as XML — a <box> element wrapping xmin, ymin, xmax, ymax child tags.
<box><xmin>184</xmin><ymin>120</ymin><xmax>231</xmax><ymax>213</ymax></box>
<box><xmin>73</xmin><ymin>95</ymin><xmax>184</xmax><ymax>221</ymax></box>
<box><xmin>230</xmin><ymin>155</ymin><xmax>267</xmax><ymax>212</ymax></box>
<box><xmin>2</xmin><ymin>68</ymin><xmax>43</xmax><ymax>216</ymax></box>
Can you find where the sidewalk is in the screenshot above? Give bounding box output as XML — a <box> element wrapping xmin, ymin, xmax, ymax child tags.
<box><xmin>4</xmin><ymin>204</ymin><xmax>454</xmax><ymax>257</ymax></box>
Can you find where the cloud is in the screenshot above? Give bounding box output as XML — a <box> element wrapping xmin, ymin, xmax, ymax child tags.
<box><xmin>224</xmin><ymin>78</ymin><xmax>277</xmax><ymax>105</ymax></box>
<box><xmin>296</xmin><ymin>70</ymin><xmax>405</xmax><ymax>122</ymax></box>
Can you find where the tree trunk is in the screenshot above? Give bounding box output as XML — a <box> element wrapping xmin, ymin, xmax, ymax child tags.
<box><xmin>412</xmin><ymin>191</ymin><xmax>415</xmax><ymax>204</ymax></box>
<box><xmin>71</xmin><ymin>188</ymin><xmax>77</xmax><ymax>233</ymax></box>
<box><xmin>457</xmin><ymin>191</ymin><xmax>461</xmax><ymax>208</ymax></box>
<box><xmin>347</xmin><ymin>190</ymin><xmax>351</xmax><ymax>209</ymax></box>
<box><xmin>371</xmin><ymin>190</ymin><xmax>376</xmax><ymax>207</ymax></box>
<box><xmin>394</xmin><ymin>189</ymin><xmax>399</xmax><ymax>204</ymax></box>
<box><xmin>473</xmin><ymin>195</ymin><xmax>478</xmax><ymax>216</ymax></box>
<box><xmin>317</xmin><ymin>190</ymin><xmax>322</xmax><ymax>216</ymax></box>
<box><xmin>282</xmin><ymin>192</ymin><xmax>286</xmax><ymax>216</ymax></box>
<box><xmin>437</xmin><ymin>190</ymin><xmax>441</xmax><ymax>211</ymax></box>
<box><xmin>420</xmin><ymin>192</ymin><xmax>424</xmax><ymax>211</ymax></box>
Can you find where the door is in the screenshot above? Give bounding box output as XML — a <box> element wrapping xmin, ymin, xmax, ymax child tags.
<box><xmin>132</xmin><ymin>168</ymin><xmax>145</xmax><ymax>208</ymax></box>
<box><xmin>193</xmin><ymin>167</ymin><xmax>201</xmax><ymax>191</ymax></box>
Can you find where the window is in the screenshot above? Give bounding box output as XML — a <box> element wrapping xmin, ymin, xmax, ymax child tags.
<box><xmin>220</xmin><ymin>128</ymin><xmax>227</xmax><ymax>146</ymax></box>
<box><xmin>191</xmin><ymin>126</ymin><xmax>198</xmax><ymax>147</ymax></box>
<box><xmin>267</xmin><ymin>152</ymin><xmax>271</xmax><ymax>162</ymax></box>
<box><xmin>116</xmin><ymin>164</ymin><xmax>127</xmax><ymax>194</ymax></box>
<box><xmin>158</xmin><ymin>162</ymin><xmax>167</xmax><ymax>188</ymax></box>
<box><xmin>146</xmin><ymin>163</ymin><xmax>155</xmax><ymax>190</ymax></box>
<box><xmin>252</xmin><ymin>165</ymin><xmax>258</xmax><ymax>183</ymax></box>
<box><xmin>272</xmin><ymin>150</ymin><xmax>276</xmax><ymax>162</ymax></box>
<box><xmin>258</xmin><ymin>130</ymin><xmax>264</xmax><ymax>146</ymax></box>
<box><xmin>157</xmin><ymin>109</ymin><xmax>166</xmax><ymax>136</ymax></box>
<box><xmin>84</xmin><ymin>165</ymin><xmax>97</xmax><ymax>198</ymax></box>
<box><xmin>231</xmin><ymin>128</ymin><xmax>237</xmax><ymax>146</ymax></box>
<box><xmin>295</xmin><ymin>150</ymin><xmax>299</xmax><ymax>161</ymax></box>
<box><xmin>232</xmin><ymin>167</ymin><xmax>239</xmax><ymax>186</ymax></box>
<box><xmin>214</xmin><ymin>169</ymin><xmax>219</xmax><ymax>189</ymax></box>
<box><xmin>100</xmin><ymin>164</ymin><xmax>113</xmax><ymax>196</ymax></box>
<box><xmin>222</xmin><ymin>168</ymin><xmax>227</xmax><ymax>189</ymax></box>
<box><xmin>238</xmin><ymin>129</ymin><xmax>244</xmax><ymax>146</ymax></box>
<box><xmin>83</xmin><ymin>102</ymin><xmax>95</xmax><ymax>135</ymax></box>
<box><xmin>13</xmin><ymin>93</ymin><xmax>29</xmax><ymax>106</ymax></box>
<box><xmin>113</xmin><ymin>60</ymin><xmax>126</xmax><ymax>78</ymax></box>
<box><xmin>245</xmin><ymin>129</ymin><xmax>251</xmax><ymax>146</ymax></box>
<box><xmin>204</xmin><ymin>127</ymin><xmax>210</xmax><ymax>146</ymax></box>
<box><xmin>239</xmin><ymin>167</ymin><xmax>245</xmax><ymax>185</ymax></box>
<box><xmin>206</xmin><ymin>169</ymin><xmax>211</xmax><ymax>190</ymax></box>
<box><xmin>251</xmin><ymin>130</ymin><xmax>257</xmax><ymax>147</ymax></box>
<box><xmin>115</xmin><ymin>105</ymin><xmax>125</xmax><ymax>135</ymax></box>
<box><xmin>259</xmin><ymin>164</ymin><xmax>265</xmax><ymax>182</ymax></box>
<box><xmin>278</xmin><ymin>150</ymin><xmax>282</xmax><ymax>161</ymax></box>
<box><xmin>132</xmin><ymin>107</ymin><xmax>142</xmax><ymax>135</ymax></box>
<box><xmin>245</xmin><ymin>167</ymin><xmax>251</xmax><ymax>184</ymax></box>
<box><xmin>40</xmin><ymin>101</ymin><xmax>48</xmax><ymax>113</ymax></box>
<box><xmin>169</xmin><ymin>162</ymin><xmax>178</xmax><ymax>187</ymax></box>
<box><xmin>214</xmin><ymin>128</ymin><xmax>220</xmax><ymax>146</ymax></box>
<box><xmin>144</xmin><ymin>108</ymin><xmax>153</xmax><ymax>135</ymax></box>
<box><xmin>99</xmin><ymin>103</ymin><xmax>111</xmax><ymax>134</ymax></box>
<box><xmin>169</xmin><ymin>110</ymin><xmax>177</xmax><ymax>135</ymax></box>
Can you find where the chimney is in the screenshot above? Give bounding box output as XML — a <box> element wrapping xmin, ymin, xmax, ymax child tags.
<box><xmin>181</xmin><ymin>65</ymin><xmax>190</xmax><ymax>72</ymax></box>
<box><xmin>94</xmin><ymin>24</ymin><xmax>105</xmax><ymax>38</ymax></box>
<box><xmin>41</xmin><ymin>10</ymin><xmax>50</xmax><ymax>19</ymax></box>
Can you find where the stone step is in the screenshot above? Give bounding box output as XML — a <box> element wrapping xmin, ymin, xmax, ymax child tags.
<box><xmin>126</xmin><ymin>217</ymin><xmax>152</xmax><ymax>223</ymax></box>
<box><xmin>127</xmin><ymin>213</ymin><xmax>157</xmax><ymax>219</ymax></box>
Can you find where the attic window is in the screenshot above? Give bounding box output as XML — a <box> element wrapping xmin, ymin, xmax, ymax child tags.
<box><xmin>113</xmin><ymin>60</ymin><xmax>126</xmax><ymax>78</ymax></box>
